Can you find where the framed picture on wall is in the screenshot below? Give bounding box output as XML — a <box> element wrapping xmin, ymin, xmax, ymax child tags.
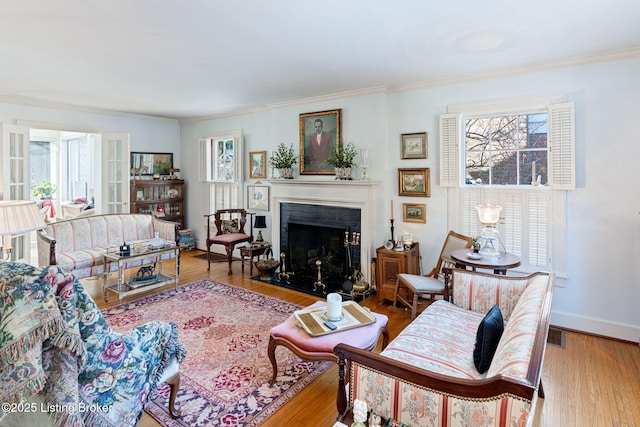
<box><xmin>249</xmin><ymin>150</ymin><xmax>267</xmax><ymax>179</ymax></box>
<box><xmin>403</xmin><ymin>203</ymin><xmax>426</xmax><ymax>223</ymax></box>
<box><xmin>130</xmin><ymin>152</ymin><xmax>174</xmax><ymax>175</ymax></box>
<box><xmin>400</xmin><ymin>132</ymin><xmax>428</xmax><ymax>159</ymax></box>
<box><xmin>398</xmin><ymin>168</ymin><xmax>430</xmax><ymax>197</ymax></box>
<box><xmin>248</xmin><ymin>185</ymin><xmax>269</xmax><ymax>211</ymax></box>
<box><xmin>299</xmin><ymin>109</ymin><xmax>342</xmax><ymax>175</ymax></box>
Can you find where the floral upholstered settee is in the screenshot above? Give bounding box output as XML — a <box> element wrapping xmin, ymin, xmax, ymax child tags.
<box><xmin>0</xmin><ymin>262</ymin><xmax>186</xmax><ymax>427</ymax></box>
<box><xmin>334</xmin><ymin>268</ymin><xmax>554</xmax><ymax>427</ymax></box>
<box><xmin>37</xmin><ymin>213</ymin><xmax>180</xmax><ymax>280</ymax></box>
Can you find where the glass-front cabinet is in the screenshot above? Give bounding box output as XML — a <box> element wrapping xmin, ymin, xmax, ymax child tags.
<box><xmin>130</xmin><ymin>179</ymin><xmax>185</xmax><ymax>228</ymax></box>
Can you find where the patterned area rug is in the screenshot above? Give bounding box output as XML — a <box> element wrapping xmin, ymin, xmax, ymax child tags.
<box><xmin>102</xmin><ymin>280</ymin><xmax>330</xmax><ymax>426</ymax></box>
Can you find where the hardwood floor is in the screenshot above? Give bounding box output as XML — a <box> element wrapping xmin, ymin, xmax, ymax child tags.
<box><xmin>87</xmin><ymin>250</ymin><xmax>640</xmax><ymax>427</ymax></box>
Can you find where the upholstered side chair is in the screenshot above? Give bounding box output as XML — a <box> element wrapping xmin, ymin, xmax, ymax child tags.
<box><xmin>204</xmin><ymin>209</ymin><xmax>252</xmax><ymax>274</ymax></box>
<box><xmin>394</xmin><ymin>230</ymin><xmax>473</xmax><ymax>319</ymax></box>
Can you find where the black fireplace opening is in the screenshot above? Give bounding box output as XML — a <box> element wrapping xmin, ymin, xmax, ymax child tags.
<box><xmin>251</xmin><ymin>203</ymin><xmax>361</xmax><ymax>297</ymax></box>
<box><xmin>285</xmin><ymin>222</ymin><xmax>351</xmax><ymax>293</ymax></box>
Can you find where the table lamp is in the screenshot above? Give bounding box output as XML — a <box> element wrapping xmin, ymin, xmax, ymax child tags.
<box><xmin>475</xmin><ymin>203</ymin><xmax>502</xmax><ymax>259</ymax></box>
<box><xmin>254</xmin><ymin>215</ymin><xmax>267</xmax><ymax>242</ymax></box>
<box><xmin>0</xmin><ymin>200</ymin><xmax>47</xmax><ymax>261</ymax></box>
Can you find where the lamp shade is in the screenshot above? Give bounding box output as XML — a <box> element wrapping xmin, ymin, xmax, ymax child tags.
<box><xmin>0</xmin><ymin>200</ymin><xmax>46</xmax><ymax>235</ymax></box>
<box><xmin>475</xmin><ymin>204</ymin><xmax>502</xmax><ymax>226</ymax></box>
<box><xmin>254</xmin><ymin>215</ymin><xmax>267</xmax><ymax>229</ymax></box>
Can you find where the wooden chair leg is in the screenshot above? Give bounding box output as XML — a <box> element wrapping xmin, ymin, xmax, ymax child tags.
<box><xmin>411</xmin><ymin>292</ymin><xmax>418</xmax><ymax>320</ymax></box>
<box><xmin>165</xmin><ymin>373</ymin><xmax>181</xmax><ymax>419</ymax></box>
<box><xmin>267</xmin><ymin>335</ymin><xmax>278</xmax><ymax>386</ymax></box>
<box><xmin>225</xmin><ymin>245</ymin><xmax>234</xmax><ymax>274</ymax></box>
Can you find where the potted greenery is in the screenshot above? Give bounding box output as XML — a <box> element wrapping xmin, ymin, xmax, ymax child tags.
<box><xmin>323</xmin><ymin>141</ymin><xmax>358</xmax><ymax>180</ymax></box>
<box><xmin>31</xmin><ymin>181</ymin><xmax>57</xmax><ymax>199</ymax></box>
<box><xmin>269</xmin><ymin>143</ymin><xmax>298</xmax><ymax>179</ymax></box>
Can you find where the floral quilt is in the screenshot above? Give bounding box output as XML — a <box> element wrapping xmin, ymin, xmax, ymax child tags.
<box><xmin>0</xmin><ymin>262</ymin><xmax>185</xmax><ymax>427</ymax></box>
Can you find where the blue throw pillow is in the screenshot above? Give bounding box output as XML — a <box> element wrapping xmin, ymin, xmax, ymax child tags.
<box><xmin>473</xmin><ymin>304</ymin><xmax>504</xmax><ymax>373</ymax></box>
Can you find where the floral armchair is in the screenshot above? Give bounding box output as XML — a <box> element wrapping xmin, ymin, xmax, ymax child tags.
<box><xmin>0</xmin><ymin>262</ymin><xmax>186</xmax><ymax>427</ymax></box>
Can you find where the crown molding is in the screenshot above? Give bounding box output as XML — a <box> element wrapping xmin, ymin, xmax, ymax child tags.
<box><xmin>0</xmin><ymin>94</ymin><xmax>179</xmax><ymax>123</ymax></box>
<box><xmin>390</xmin><ymin>47</ymin><xmax>640</xmax><ymax>94</ymax></box>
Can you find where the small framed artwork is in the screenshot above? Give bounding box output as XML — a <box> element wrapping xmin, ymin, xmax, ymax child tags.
<box><xmin>136</xmin><ymin>189</ymin><xmax>144</xmax><ymax>200</ymax></box>
<box><xmin>249</xmin><ymin>150</ymin><xmax>267</xmax><ymax>179</ymax></box>
<box><xmin>398</xmin><ymin>168</ymin><xmax>430</xmax><ymax>197</ymax></box>
<box><xmin>247</xmin><ymin>185</ymin><xmax>269</xmax><ymax>211</ymax></box>
<box><xmin>403</xmin><ymin>203</ymin><xmax>426</xmax><ymax>223</ymax></box>
<box><xmin>299</xmin><ymin>108</ymin><xmax>342</xmax><ymax>175</ymax></box>
<box><xmin>400</xmin><ymin>132</ymin><xmax>428</xmax><ymax>159</ymax></box>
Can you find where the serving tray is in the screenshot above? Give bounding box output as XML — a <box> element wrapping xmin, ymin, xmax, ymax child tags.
<box><xmin>294</xmin><ymin>300</ymin><xmax>377</xmax><ymax>337</ymax></box>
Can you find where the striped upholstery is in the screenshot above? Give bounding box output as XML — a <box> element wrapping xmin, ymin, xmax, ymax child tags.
<box><xmin>37</xmin><ymin>214</ymin><xmax>178</xmax><ymax>279</ymax></box>
<box><xmin>349</xmin><ymin>272</ymin><xmax>549</xmax><ymax>427</ymax></box>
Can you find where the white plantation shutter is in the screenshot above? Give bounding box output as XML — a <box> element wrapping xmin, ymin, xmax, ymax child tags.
<box><xmin>549</xmin><ymin>103</ymin><xmax>575</xmax><ymax>190</ymax></box>
<box><xmin>198</xmin><ymin>138</ymin><xmax>208</xmax><ymax>182</ymax></box>
<box><xmin>528</xmin><ymin>191</ymin><xmax>550</xmax><ymax>268</ymax></box>
<box><xmin>502</xmin><ymin>192</ymin><xmax>523</xmax><ymax>256</ymax></box>
<box><xmin>439</xmin><ymin>114</ymin><xmax>461</xmax><ymax>187</ymax></box>
<box><xmin>460</xmin><ymin>188</ymin><xmax>552</xmax><ymax>271</ymax></box>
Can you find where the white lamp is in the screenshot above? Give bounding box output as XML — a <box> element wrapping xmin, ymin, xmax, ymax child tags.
<box><xmin>0</xmin><ymin>200</ymin><xmax>47</xmax><ymax>261</ymax></box>
<box><xmin>475</xmin><ymin>203</ymin><xmax>502</xmax><ymax>259</ymax></box>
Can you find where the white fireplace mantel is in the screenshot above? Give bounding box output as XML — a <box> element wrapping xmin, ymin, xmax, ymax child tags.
<box><xmin>269</xmin><ymin>179</ymin><xmax>379</xmax><ymax>283</ymax></box>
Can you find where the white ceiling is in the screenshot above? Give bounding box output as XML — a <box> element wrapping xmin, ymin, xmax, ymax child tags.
<box><xmin>2</xmin><ymin>0</ymin><xmax>640</xmax><ymax>120</ymax></box>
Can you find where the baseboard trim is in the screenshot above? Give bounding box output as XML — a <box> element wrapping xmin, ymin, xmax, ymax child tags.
<box><xmin>550</xmin><ymin>310</ymin><xmax>640</xmax><ymax>343</ymax></box>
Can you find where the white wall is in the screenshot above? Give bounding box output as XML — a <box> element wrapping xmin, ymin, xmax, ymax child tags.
<box><xmin>181</xmin><ymin>57</ymin><xmax>640</xmax><ymax>342</ymax></box>
<box><xmin>0</xmin><ymin>102</ymin><xmax>181</xmax><ymax>163</ymax></box>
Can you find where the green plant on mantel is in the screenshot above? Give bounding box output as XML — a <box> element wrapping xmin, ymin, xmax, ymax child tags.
<box><xmin>268</xmin><ymin>143</ymin><xmax>298</xmax><ymax>169</ymax></box>
<box><xmin>31</xmin><ymin>181</ymin><xmax>57</xmax><ymax>198</ymax></box>
<box><xmin>323</xmin><ymin>141</ymin><xmax>358</xmax><ymax>168</ymax></box>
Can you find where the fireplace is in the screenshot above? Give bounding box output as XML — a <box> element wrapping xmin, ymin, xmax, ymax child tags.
<box><xmin>278</xmin><ymin>203</ymin><xmax>361</xmax><ymax>294</ymax></box>
<box><xmin>268</xmin><ymin>179</ymin><xmax>378</xmax><ymax>297</ymax></box>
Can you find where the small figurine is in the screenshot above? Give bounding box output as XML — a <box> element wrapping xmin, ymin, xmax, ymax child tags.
<box><xmin>369</xmin><ymin>412</ymin><xmax>381</xmax><ymax>427</ymax></box>
<box><xmin>351</xmin><ymin>399</ymin><xmax>367</xmax><ymax>427</ymax></box>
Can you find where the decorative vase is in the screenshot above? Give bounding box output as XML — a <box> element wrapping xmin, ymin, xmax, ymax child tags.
<box><xmin>334</xmin><ymin>167</ymin><xmax>352</xmax><ymax>180</ymax></box>
<box><xmin>278</xmin><ymin>168</ymin><xmax>293</xmax><ymax>179</ymax></box>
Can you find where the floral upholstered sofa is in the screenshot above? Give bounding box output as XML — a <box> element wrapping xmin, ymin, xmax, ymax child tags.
<box><xmin>334</xmin><ymin>268</ymin><xmax>554</xmax><ymax>427</ymax></box>
<box><xmin>37</xmin><ymin>213</ymin><xmax>180</xmax><ymax>279</ymax></box>
<box><xmin>0</xmin><ymin>262</ymin><xmax>186</xmax><ymax>427</ymax></box>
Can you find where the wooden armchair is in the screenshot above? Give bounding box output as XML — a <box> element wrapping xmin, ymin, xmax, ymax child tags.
<box><xmin>394</xmin><ymin>230</ymin><xmax>473</xmax><ymax>319</ymax></box>
<box><xmin>204</xmin><ymin>209</ymin><xmax>252</xmax><ymax>274</ymax></box>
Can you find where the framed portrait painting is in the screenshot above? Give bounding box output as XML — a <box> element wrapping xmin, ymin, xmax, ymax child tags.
<box><xmin>299</xmin><ymin>109</ymin><xmax>342</xmax><ymax>175</ymax></box>
<box><xmin>398</xmin><ymin>168</ymin><xmax>430</xmax><ymax>197</ymax></box>
<box><xmin>249</xmin><ymin>150</ymin><xmax>267</xmax><ymax>179</ymax></box>
<box><xmin>400</xmin><ymin>132</ymin><xmax>428</xmax><ymax>159</ymax></box>
<box><xmin>247</xmin><ymin>185</ymin><xmax>269</xmax><ymax>211</ymax></box>
<box><xmin>403</xmin><ymin>203</ymin><xmax>426</xmax><ymax>223</ymax></box>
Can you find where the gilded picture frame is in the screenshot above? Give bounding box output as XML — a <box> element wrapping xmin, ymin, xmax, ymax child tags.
<box><xmin>299</xmin><ymin>109</ymin><xmax>342</xmax><ymax>175</ymax></box>
<box><xmin>400</xmin><ymin>132</ymin><xmax>428</xmax><ymax>159</ymax></box>
<box><xmin>403</xmin><ymin>203</ymin><xmax>426</xmax><ymax>223</ymax></box>
<box><xmin>249</xmin><ymin>150</ymin><xmax>267</xmax><ymax>179</ymax></box>
<box><xmin>398</xmin><ymin>168</ymin><xmax>430</xmax><ymax>197</ymax></box>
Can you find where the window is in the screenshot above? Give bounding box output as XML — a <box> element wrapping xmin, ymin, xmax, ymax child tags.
<box><xmin>199</xmin><ymin>132</ymin><xmax>242</xmax><ymax>183</ymax></box>
<box><xmin>465</xmin><ymin>112</ymin><xmax>548</xmax><ymax>186</ymax></box>
<box><xmin>198</xmin><ymin>131</ymin><xmax>244</xmax><ymax>213</ymax></box>
<box><xmin>440</xmin><ymin>100</ymin><xmax>574</xmax><ymax>275</ymax></box>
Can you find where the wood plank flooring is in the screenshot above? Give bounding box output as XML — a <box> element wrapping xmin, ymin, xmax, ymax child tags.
<box><xmin>85</xmin><ymin>250</ymin><xmax>640</xmax><ymax>427</ymax></box>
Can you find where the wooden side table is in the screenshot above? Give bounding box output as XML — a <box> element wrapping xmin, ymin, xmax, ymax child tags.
<box><xmin>239</xmin><ymin>242</ymin><xmax>271</xmax><ymax>274</ymax></box>
<box><xmin>375</xmin><ymin>243</ymin><xmax>420</xmax><ymax>303</ymax></box>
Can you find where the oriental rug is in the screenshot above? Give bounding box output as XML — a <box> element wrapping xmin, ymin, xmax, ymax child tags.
<box><xmin>102</xmin><ymin>280</ymin><xmax>331</xmax><ymax>427</ymax></box>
